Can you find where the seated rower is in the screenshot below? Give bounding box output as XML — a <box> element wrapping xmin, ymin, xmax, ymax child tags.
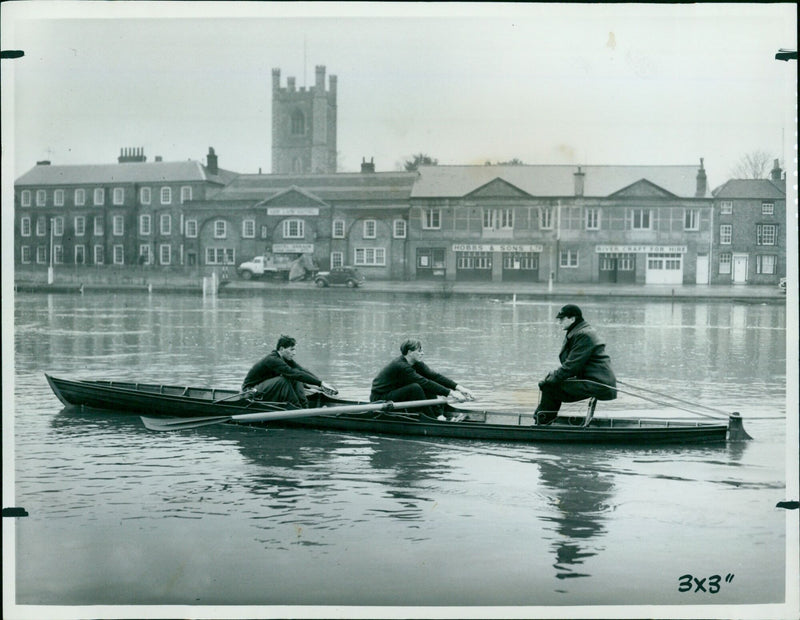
<box><xmin>535</xmin><ymin>304</ymin><xmax>617</xmax><ymax>425</ymax></box>
<box><xmin>370</xmin><ymin>339</ymin><xmax>474</xmax><ymax>422</ymax></box>
<box><xmin>242</xmin><ymin>335</ymin><xmax>337</xmax><ymax>407</ymax></box>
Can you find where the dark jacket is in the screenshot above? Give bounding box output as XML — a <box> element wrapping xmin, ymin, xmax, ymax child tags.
<box><xmin>546</xmin><ymin>319</ymin><xmax>616</xmax><ymax>388</ymax></box>
<box><xmin>370</xmin><ymin>356</ymin><xmax>457</xmax><ymax>399</ymax></box>
<box><xmin>242</xmin><ymin>350</ymin><xmax>322</xmax><ymax>390</ymax></box>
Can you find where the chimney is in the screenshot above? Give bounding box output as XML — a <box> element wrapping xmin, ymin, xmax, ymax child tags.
<box><xmin>361</xmin><ymin>157</ymin><xmax>375</xmax><ymax>173</ymax></box>
<box><xmin>770</xmin><ymin>158</ymin><xmax>782</xmax><ymax>181</ymax></box>
<box><xmin>695</xmin><ymin>157</ymin><xmax>707</xmax><ymax>197</ymax></box>
<box><xmin>36</xmin><ymin>160</ymin><xmax>51</xmax><ymax>166</ymax></box>
<box><xmin>118</xmin><ymin>147</ymin><xmax>146</xmax><ymax>163</ymax></box>
<box><xmin>573</xmin><ymin>166</ymin><xmax>585</xmax><ymax>197</ymax></box>
<box><xmin>206</xmin><ymin>147</ymin><xmax>218</xmax><ymax>175</ymax></box>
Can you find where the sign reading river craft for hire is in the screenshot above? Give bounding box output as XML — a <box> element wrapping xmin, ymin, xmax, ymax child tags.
<box><xmin>594</xmin><ymin>245</ymin><xmax>688</xmax><ymax>254</ymax></box>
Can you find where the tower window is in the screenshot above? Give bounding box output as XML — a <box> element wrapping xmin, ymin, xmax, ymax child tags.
<box><xmin>291</xmin><ymin>110</ymin><xmax>305</xmax><ymax>135</ymax></box>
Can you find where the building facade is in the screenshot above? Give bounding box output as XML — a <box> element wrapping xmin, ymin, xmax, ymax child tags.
<box><xmin>271</xmin><ymin>65</ymin><xmax>337</xmax><ymax>175</ymax></box>
<box><xmin>709</xmin><ymin>160</ymin><xmax>786</xmax><ymax>285</ymax></box>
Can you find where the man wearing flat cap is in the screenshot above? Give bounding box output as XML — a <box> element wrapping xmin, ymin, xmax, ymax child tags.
<box><xmin>535</xmin><ymin>304</ymin><xmax>617</xmax><ymax>425</ymax></box>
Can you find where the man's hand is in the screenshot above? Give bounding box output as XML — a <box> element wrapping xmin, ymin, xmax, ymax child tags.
<box><xmin>448</xmin><ymin>389</ymin><xmax>468</xmax><ymax>402</ymax></box>
<box><xmin>320</xmin><ymin>381</ymin><xmax>338</xmax><ymax>396</ymax></box>
<box><xmin>454</xmin><ymin>385</ymin><xmax>475</xmax><ymax>400</ymax></box>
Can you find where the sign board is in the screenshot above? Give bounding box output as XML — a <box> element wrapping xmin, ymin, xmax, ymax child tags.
<box><xmin>272</xmin><ymin>243</ymin><xmax>315</xmax><ymax>254</ymax></box>
<box><xmin>595</xmin><ymin>245</ymin><xmax>687</xmax><ymax>254</ymax></box>
<box><xmin>267</xmin><ymin>207</ymin><xmax>319</xmax><ymax>216</ymax></box>
<box><xmin>452</xmin><ymin>244</ymin><xmax>544</xmax><ymax>253</ymax></box>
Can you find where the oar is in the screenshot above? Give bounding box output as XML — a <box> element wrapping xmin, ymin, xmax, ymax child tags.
<box><xmin>141</xmin><ymin>397</ymin><xmax>448</xmax><ymax>432</ymax></box>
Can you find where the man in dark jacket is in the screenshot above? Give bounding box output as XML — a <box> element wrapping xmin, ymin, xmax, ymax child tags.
<box><xmin>370</xmin><ymin>339</ymin><xmax>474</xmax><ymax>421</ymax></box>
<box><xmin>243</xmin><ymin>335</ymin><xmax>337</xmax><ymax>407</ymax></box>
<box><xmin>535</xmin><ymin>304</ymin><xmax>617</xmax><ymax>425</ymax></box>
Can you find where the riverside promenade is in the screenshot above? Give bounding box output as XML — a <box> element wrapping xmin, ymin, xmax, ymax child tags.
<box><xmin>12</xmin><ymin>272</ymin><xmax>787</xmax><ymax>303</ymax></box>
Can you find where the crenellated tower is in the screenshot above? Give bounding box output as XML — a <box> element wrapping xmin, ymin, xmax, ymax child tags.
<box><xmin>271</xmin><ymin>65</ymin><xmax>337</xmax><ymax>174</ymax></box>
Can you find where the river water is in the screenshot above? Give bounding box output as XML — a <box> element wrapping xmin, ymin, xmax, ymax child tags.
<box><xmin>6</xmin><ymin>290</ymin><xmax>792</xmax><ymax>616</ymax></box>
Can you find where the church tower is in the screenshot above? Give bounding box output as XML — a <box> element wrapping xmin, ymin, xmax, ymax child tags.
<box><xmin>271</xmin><ymin>65</ymin><xmax>337</xmax><ymax>174</ymax></box>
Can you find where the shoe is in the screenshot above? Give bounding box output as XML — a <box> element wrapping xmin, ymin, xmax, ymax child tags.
<box><xmin>436</xmin><ymin>415</ymin><xmax>447</xmax><ymax>421</ymax></box>
<box><xmin>449</xmin><ymin>413</ymin><xmax>466</xmax><ymax>423</ymax></box>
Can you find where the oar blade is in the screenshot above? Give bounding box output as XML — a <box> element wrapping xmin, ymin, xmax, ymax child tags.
<box><xmin>141</xmin><ymin>415</ymin><xmax>232</xmax><ymax>432</ymax></box>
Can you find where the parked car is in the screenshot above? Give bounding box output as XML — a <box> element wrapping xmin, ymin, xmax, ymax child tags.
<box><xmin>314</xmin><ymin>266</ymin><xmax>365</xmax><ymax>288</ymax></box>
<box><xmin>778</xmin><ymin>277</ymin><xmax>787</xmax><ymax>293</ymax></box>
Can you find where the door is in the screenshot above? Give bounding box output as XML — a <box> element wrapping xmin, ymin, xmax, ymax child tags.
<box><xmin>695</xmin><ymin>254</ymin><xmax>709</xmax><ymax>284</ymax></box>
<box><xmin>645</xmin><ymin>253</ymin><xmax>683</xmax><ymax>285</ymax></box>
<box><xmin>732</xmin><ymin>254</ymin><xmax>748</xmax><ymax>283</ymax></box>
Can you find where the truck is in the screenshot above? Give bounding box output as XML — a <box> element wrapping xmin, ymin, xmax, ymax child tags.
<box><xmin>236</xmin><ymin>254</ymin><xmax>294</xmax><ymax>280</ymax></box>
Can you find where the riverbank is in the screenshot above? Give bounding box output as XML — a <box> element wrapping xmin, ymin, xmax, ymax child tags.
<box><xmin>11</xmin><ymin>273</ymin><xmax>787</xmax><ymax>302</ymax></box>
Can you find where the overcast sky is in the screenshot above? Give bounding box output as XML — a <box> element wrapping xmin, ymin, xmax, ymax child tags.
<box><xmin>2</xmin><ymin>2</ymin><xmax>796</xmax><ymax>189</ymax></box>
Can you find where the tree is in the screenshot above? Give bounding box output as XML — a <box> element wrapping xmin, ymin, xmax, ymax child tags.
<box><xmin>729</xmin><ymin>150</ymin><xmax>778</xmax><ymax>179</ymax></box>
<box><xmin>404</xmin><ymin>153</ymin><xmax>438</xmax><ymax>171</ymax></box>
<box><xmin>484</xmin><ymin>158</ymin><xmax>525</xmax><ymax>166</ymax></box>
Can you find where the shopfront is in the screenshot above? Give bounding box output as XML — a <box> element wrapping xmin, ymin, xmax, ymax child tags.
<box><xmin>598</xmin><ymin>253</ymin><xmax>635</xmax><ymax>283</ymax></box>
<box><xmin>596</xmin><ymin>245</ymin><xmax>687</xmax><ymax>285</ymax></box>
<box><xmin>416</xmin><ymin>247</ymin><xmax>446</xmax><ymax>279</ymax></box>
<box><xmin>453</xmin><ymin>243</ymin><xmax>542</xmax><ymax>282</ymax></box>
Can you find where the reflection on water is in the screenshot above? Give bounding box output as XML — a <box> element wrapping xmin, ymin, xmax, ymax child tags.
<box><xmin>14</xmin><ymin>292</ymin><xmax>788</xmax><ymax>605</ymax></box>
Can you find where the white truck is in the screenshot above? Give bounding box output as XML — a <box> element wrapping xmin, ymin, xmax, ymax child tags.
<box><xmin>236</xmin><ymin>254</ymin><xmax>294</xmax><ymax>280</ymax></box>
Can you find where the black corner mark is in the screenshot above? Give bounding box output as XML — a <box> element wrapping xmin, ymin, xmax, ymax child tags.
<box><xmin>2</xmin><ymin>507</ymin><xmax>29</xmax><ymax>517</ymax></box>
<box><xmin>0</xmin><ymin>50</ymin><xmax>25</xmax><ymax>60</ymax></box>
<box><xmin>776</xmin><ymin>500</ymin><xmax>799</xmax><ymax>510</ymax></box>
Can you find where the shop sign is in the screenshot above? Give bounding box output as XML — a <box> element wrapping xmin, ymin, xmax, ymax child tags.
<box><xmin>272</xmin><ymin>243</ymin><xmax>315</xmax><ymax>254</ymax></box>
<box><xmin>452</xmin><ymin>243</ymin><xmax>543</xmax><ymax>253</ymax></box>
<box><xmin>595</xmin><ymin>245</ymin><xmax>687</xmax><ymax>254</ymax></box>
<box><xmin>267</xmin><ymin>207</ymin><xmax>319</xmax><ymax>216</ymax></box>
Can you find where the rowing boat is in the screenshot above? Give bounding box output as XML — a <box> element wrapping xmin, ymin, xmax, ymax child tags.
<box><xmin>45</xmin><ymin>374</ymin><xmax>750</xmax><ymax>444</ymax></box>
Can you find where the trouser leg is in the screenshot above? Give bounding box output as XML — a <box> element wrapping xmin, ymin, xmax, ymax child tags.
<box><xmin>374</xmin><ymin>383</ymin><xmax>441</xmax><ymax>419</ymax></box>
<box><xmin>535</xmin><ymin>385</ymin><xmax>562</xmax><ymax>424</ymax></box>
<box><xmin>252</xmin><ymin>376</ymin><xmax>308</xmax><ymax>407</ymax></box>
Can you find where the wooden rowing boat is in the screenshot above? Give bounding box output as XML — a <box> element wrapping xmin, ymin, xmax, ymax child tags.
<box><xmin>45</xmin><ymin>374</ymin><xmax>750</xmax><ymax>444</ymax></box>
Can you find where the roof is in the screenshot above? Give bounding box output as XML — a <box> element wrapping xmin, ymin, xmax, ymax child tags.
<box><xmin>410</xmin><ymin>164</ymin><xmax>706</xmax><ymax>198</ymax></box>
<box><xmin>210</xmin><ymin>171</ymin><xmax>418</xmax><ymax>202</ymax></box>
<box><xmin>711</xmin><ymin>179</ymin><xmax>786</xmax><ymax>200</ymax></box>
<box><xmin>15</xmin><ymin>160</ymin><xmax>238</xmax><ymax>186</ymax></box>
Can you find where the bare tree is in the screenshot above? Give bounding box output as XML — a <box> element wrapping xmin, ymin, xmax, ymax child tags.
<box><xmin>484</xmin><ymin>158</ymin><xmax>525</xmax><ymax>166</ymax></box>
<box><xmin>729</xmin><ymin>150</ymin><xmax>776</xmax><ymax>179</ymax></box>
<box><xmin>404</xmin><ymin>153</ymin><xmax>438</xmax><ymax>171</ymax></box>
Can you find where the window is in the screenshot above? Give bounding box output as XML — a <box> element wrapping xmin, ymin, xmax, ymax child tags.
<box><xmin>54</xmin><ymin>189</ymin><xmax>65</xmax><ymax>206</ymax></box>
<box><xmin>160</xmin><ymin>187</ymin><xmax>172</xmax><ymax>205</ymax></box>
<box><xmin>21</xmin><ymin>190</ymin><xmax>31</xmax><ymax>207</ymax></box>
<box><xmin>205</xmin><ymin>247</ymin><xmax>235</xmax><ymax>265</ymax></box>
<box><xmin>354</xmin><ymin>247</ymin><xmax>386</xmax><ymax>266</ymax></box>
<box><xmin>93</xmin><ymin>188</ymin><xmax>104</xmax><ymax>206</ymax></box>
<box><xmin>94</xmin><ymin>245</ymin><xmax>104</xmax><ymax>265</ymax></box>
<box><xmin>560</xmin><ymin>249</ymin><xmax>578</xmax><ymax>268</ymax></box>
<box><xmin>540</xmin><ymin>207</ymin><xmax>554</xmax><ymax>230</ymax></box>
<box><xmin>37</xmin><ymin>246</ymin><xmax>47</xmax><ymax>264</ymax></box>
<box><xmin>332</xmin><ymin>219</ymin><xmax>345</xmax><ymax>238</ymax></box>
<box><xmin>75</xmin><ymin>189</ymin><xmax>85</xmax><ymax>206</ymax></box>
<box><xmin>631</xmin><ymin>208</ymin><xmax>652</xmax><ymax>230</ymax></box>
<box><xmin>242</xmin><ymin>219</ymin><xmax>256</xmax><ymax>238</ymax></box>
<box><xmin>756</xmin><ymin>255</ymin><xmax>777</xmax><ymax>274</ymax></box>
<box><xmin>291</xmin><ymin>110</ymin><xmax>305</xmax><ymax>135</ymax></box>
<box><xmin>180</xmin><ymin>186</ymin><xmax>192</xmax><ymax>203</ymax></box>
<box><xmin>457</xmin><ymin>252</ymin><xmax>492</xmax><ymax>270</ymax></box>
<box><xmin>214</xmin><ymin>220</ymin><xmax>227</xmax><ymax>239</ymax></box>
<box><xmin>21</xmin><ymin>217</ymin><xmax>31</xmax><ymax>237</ymax></box>
<box><xmin>720</xmin><ymin>201</ymin><xmax>733</xmax><ymax>215</ymax></box>
<box><xmin>139</xmin><ymin>214</ymin><xmax>151</xmax><ymax>235</ymax></box>
<box><xmin>282</xmin><ymin>219</ymin><xmax>304</xmax><ymax>238</ymax></box>
<box><xmin>160</xmin><ymin>244</ymin><xmax>172</xmax><ymax>265</ymax></box>
<box><xmin>21</xmin><ymin>246</ymin><xmax>31</xmax><ymax>264</ymax></box>
<box><xmin>94</xmin><ymin>216</ymin><xmax>104</xmax><ymax>236</ymax></box>
<box><xmin>113</xmin><ymin>245</ymin><xmax>125</xmax><ymax>265</ymax></box>
<box><xmin>761</xmin><ymin>202</ymin><xmax>774</xmax><ymax>215</ymax></box>
<box><xmin>719</xmin><ymin>224</ymin><xmax>732</xmax><ymax>245</ymax></box>
<box><xmin>53</xmin><ymin>245</ymin><xmax>64</xmax><ymax>264</ymax></box>
<box><xmin>74</xmin><ymin>245</ymin><xmax>85</xmax><ymax>265</ymax></box>
<box><xmin>393</xmin><ymin>219</ymin><xmax>407</xmax><ymax>239</ymax></box>
<box><xmin>113</xmin><ymin>187</ymin><xmax>124</xmax><ymax>205</ymax></box>
<box><xmin>331</xmin><ymin>251</ymin><xmax>344</xmax><ymax>268</ymax></box>
<box><xmin>160</xmin><ymin>214</ymin><xmax>171</xmax><ymax>235</ymax></box>
<box><xmin>684</xmin><ymin>209</ymin><xmax>700</xmax><ymax>231</ymax></box>
<box><xmin>53</xmin><ymin>217</ymin><xmax>64</xmax><ymax>236</ymax></box>
<box><xmin>185</xmin><ymin>219</ymin><xmax>198</xmax><ymax>238</ymax></box>
<box><xmin>140</xmin><ymin>187</ymin><xmax>151</xmax><ymax>204</ymax></box>
<box><xmin>719</xmin><ymin>253</ymin><xmax>732</xmax><ymax>274</ymax></box>
<box><xmin>260</xmin><ymin>225</ymin><xmax>268</xmax><ymax>239</ymax></box>
<box><xmin>36</xmin><ymin>217</ymin><xmax>46</xmax><ymax>236</ymax></box>
<box><xmin>112</xmin><ymin>215</ymin><xmax>124</xmax><ymax>236</ymax></box>
<box><xmin>74</xmin><ymin>216</ymin><xmax>86</xmax><ymax>236</ymax></box>
<box><xmin>483</xmin><ymin>209</ymin><xmax>514</xmax><ymax>230</ymax></box>
<box><xmin>363</xmin><ymin>219</ymin><xmax>377</xmax><ymax>239</ymax></box>
<box><xmin>585</xmin><ymin>208</ymin><xmax>600</xmax><ymax>230</ymax></box>
<box><xmin>756</xmin><ymin>224</ymin><xmax>777</xmax><ymax>245</ymax></box>
<box><xmin>36</xmin><ymin>190</ymin><xmax>46</xmax><ymax>206</ymax></box>
<box><xmin>139</xmin><ymin>245</ymin><xmax>152</xmax><ymax>265</ymax></box>
<box><xmin>422</xmin><ymin>208</ymin><xmax>441</xmax><ymax>230</ymax></box>
<box><xmin>648</xmin><ymin>253</ymin><xmax>682</xmax><ymax>270</ymax></box>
